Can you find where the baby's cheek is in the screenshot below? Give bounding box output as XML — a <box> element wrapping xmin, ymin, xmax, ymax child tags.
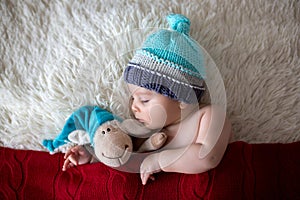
<box><xmin>148</xmin><ymin>104</ymin><xmax>167</xmax><ymax>129</ymax></box>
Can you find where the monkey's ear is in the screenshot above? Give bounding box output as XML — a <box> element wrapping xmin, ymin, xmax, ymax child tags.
<box><xmin>68</xmin><ymin>130</ymin><xmax>91</xmax><ymax>145</ymax></box>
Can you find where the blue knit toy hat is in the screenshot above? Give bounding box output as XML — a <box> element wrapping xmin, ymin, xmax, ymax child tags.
<box><xmin>124</xmin><ymin>14</ymin><xmax>206</xmax><ymax>104</ymax></box>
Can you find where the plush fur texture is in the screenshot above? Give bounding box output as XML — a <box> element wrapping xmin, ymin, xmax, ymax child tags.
<box><xmin>0</xmin><ymin>0</ymin><xmax>299</xmax><ymax>150</ymax></box>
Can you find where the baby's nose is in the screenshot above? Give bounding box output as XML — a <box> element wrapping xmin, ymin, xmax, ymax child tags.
<box><xmin>131</xmin><ymin>103</ymin><xmax>139</xmax><ymax>113</ymax></box>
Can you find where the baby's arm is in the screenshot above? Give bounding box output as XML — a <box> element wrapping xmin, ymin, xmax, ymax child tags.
<box><xmin>160</xmin><ymin>106</ymin><xmax>231</xmax><ymax>173</ymax></box>
<box><xmin>140</xmin><ymin>106</ymin><xmax>232</xmax><ymax>184</ymax></box>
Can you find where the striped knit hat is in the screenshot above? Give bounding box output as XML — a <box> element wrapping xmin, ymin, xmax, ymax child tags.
<box><xmin>124</xmin><ymin>14</ymin><xmax>206</xmax><ymax>104</ymax></box>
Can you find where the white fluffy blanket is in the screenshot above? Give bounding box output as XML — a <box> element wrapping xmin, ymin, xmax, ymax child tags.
<box><xmin>1</xmin><ymin>0</ymin><xmax>299</xmax><ymax>150</ymax></box>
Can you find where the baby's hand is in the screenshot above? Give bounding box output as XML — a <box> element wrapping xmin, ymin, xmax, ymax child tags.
<box><xmin>62</xmin><ymin>145</ymin><xmax>92</xmax><ymax>171</ymax></box>
<box><xmin>140</xmin><ymin>153</ymin><xmax>161</xmax><ymax>185</ymax></box>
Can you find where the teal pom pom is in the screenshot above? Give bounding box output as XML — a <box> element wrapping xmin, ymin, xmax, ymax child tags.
<box><xmin>166</xmin><ymin>13</ymin><xmax>190</xmax><ymax>35</ymax></box>
<box><xmin>43</xmin><ymin>139</ymin><xmax>55</xmax><ymax>152</ymax></box>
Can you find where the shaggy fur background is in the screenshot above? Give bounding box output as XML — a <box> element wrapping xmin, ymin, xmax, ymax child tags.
<box><xmin>0</xmin><ymin>0</ymin><xmax>299</xmax><ymax>150</ymax></box>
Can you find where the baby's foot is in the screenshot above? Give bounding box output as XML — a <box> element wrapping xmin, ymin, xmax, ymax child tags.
<box><xmin>150</xmin><ymin>132</ymin><xmax>167</xmax><ymax>149</ymax></box>
<box><xmin>137</xmin><ymin>132</ymin><xmax>167</xmax><ymax>152</ymax></box>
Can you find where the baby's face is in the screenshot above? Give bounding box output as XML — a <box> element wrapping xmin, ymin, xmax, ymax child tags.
<box><xmin>128</xmin><ymin>84</ymin><xmax>181</xmax><ymax>130</ymax></box>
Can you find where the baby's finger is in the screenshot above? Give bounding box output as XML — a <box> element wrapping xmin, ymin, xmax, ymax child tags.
<box><xmin>141</xmin><ymin>172</ymin><xmax>150</xmax><ymax>185</ymax></box>
<box><xmin>68</xmin><ymin>154</ymin><xmax>79</xmax><ymax>166</ymax></box>
<box><xmin>62</xmin><ymin>158</ymin><xmax>71</xmax><ymax>171</ymax></box>
<box><xmin>64</xmin><ymin>147</ymin><xmax>77</xmax><ymax>159</ymax></box>
<box><xmin>67</xmin><ymin>162</ymin><xmax>74</xmax><ymax>169</ymax></box>
<box><xmin>149</xmin><ymin>175</ymin><xmax>155</xmax><ymax>181</ymax></box>
<box><xmin>64</xmin><ymin>150</ymin><xmax>72</xmax><ymax>159</ymax></box>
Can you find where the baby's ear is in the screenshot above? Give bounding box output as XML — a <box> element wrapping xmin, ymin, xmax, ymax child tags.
<box><xmin>118</xmin><ymin>119</ymin><xmax>155</xmax><ymax>138</ymax></box>
<box><xmin>179</xmin><ymin>102</ymin><xmax>188</xmax><ymax>109</ymax></box>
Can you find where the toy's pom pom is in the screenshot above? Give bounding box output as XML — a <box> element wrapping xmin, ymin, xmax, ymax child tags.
<box><xmin>167</xmin><ymin>13</ymin><xmax>190</xmax><ymax>35</ymax></box>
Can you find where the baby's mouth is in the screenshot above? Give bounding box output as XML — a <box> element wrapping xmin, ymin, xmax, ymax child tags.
<box><xmin>137</xmin><ymin>118</ymin><xmax>145</xmax><ymax>123</ymax></box>
<box><xmin>135</xmin><ymin>117</ymin><xmax>146</xmax><ymax>123</ymax></box>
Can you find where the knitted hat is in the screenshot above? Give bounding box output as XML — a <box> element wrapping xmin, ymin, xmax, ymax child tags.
<box><xmin>124</xmin><ymin>14</ymin><xmax>206</xmax><ymax>104</ymax></box>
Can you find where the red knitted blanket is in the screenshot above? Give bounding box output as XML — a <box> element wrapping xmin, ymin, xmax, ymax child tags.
<box><xmin>1</xmin><ymin>141</ymin><xmax>300</xmax><ymax>199</ymax></box>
